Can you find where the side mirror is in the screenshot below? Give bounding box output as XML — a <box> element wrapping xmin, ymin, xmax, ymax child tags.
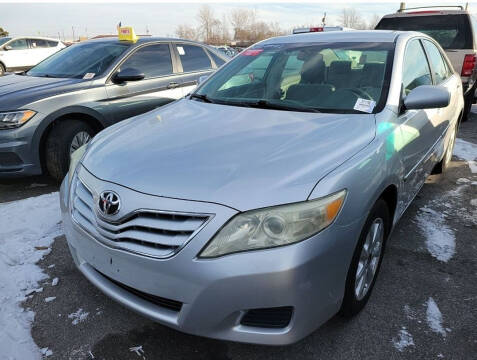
<box><xmin>112</xmin><ymin>67</ymin><xmax>145</xmax><ymax>83</ymax></box>
<box><xmin>403</xmin><ymin>85</ymin><xmax>450</xmax><ymax>110</ymax></box>
<box><xmin>198</xmin><ymin>75</ymin><xmax>209</xmax><ymax>85</ymax></box>
<box><xmin>4</xmin><ymin>45</ymin><xmax>12</xmax><ymax>51</ymax></box>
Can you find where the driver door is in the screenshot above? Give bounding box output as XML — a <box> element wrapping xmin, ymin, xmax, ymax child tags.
<box><xmin>105</xmin><ymin>42</ymin><xmax>182</xmax><ymax>121</ymax></box>
<box><xmin>2</xmin><ymin>38</ymin><xmax>31</xmax><ymax>69</ymax></box>
<box><xmin>397</xmin><ymin>39</ymin><xmax>442</xmax><ymax>209</ymax></box>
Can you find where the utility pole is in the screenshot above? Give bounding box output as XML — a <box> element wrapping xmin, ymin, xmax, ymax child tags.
<box><xmin>72</xmin><ymin>26</ymin><xmax>75</xmax><ymax>42</ymax></box>
<box><xmin>399</xmin><ymin>2</ymin><xmax>406</xmax><ymax>12</ymax></box>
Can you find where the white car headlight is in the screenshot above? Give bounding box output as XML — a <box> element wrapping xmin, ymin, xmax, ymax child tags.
<box><xmin>0</xmin><ymin>110</ymin><xmax>36</xmax><ymax>129</ymax></box>
<box><xmin>68</xmin><ymin>143</ymin><xmax>88</xmax><ymax>184</ymax></box>
<box><xmin>199</xmin><ymin>190</ymin><xmax>347</xmax><ymax>258</ymax></box>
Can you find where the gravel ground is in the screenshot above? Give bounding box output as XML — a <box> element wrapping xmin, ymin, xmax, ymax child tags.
<box><xmin>1</xmin><ymin>112</ymin><xmax>476</xmax><ymax>360</ymax></box>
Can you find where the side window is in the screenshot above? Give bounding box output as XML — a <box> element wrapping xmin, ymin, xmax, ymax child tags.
<box><xmin>207</xmin><ymin>50</ymin><xmax>225</xmax><ymax>67</ymax></box>
<box><xmin>422</xmin><ymin>40</ymin><xmax>449</xmax><ymax>84</ymax></box>
<box><xmin>176</xmin><ymin>44</ymin><xmax>212</xmax><ymax>72</ymax></box>
<box><xmin>121</xmin><ymin>44</ymin><xmax>173</xmax><ymax>79</ymax></box>
<box><xmin>8</xmin><ymin>39</ymin><xmax>28</xmax><ymax>50</ymax></box>
<box><xmin>30</xmin><ymin>39</ymin><xmax>49</xmax><ymax>48</ymax></box>
<box><xmin>47</xmin><ymin>41</ymin><xmax>58</xmax><ymax>47</ymax></box>
<box><xmin>402</xmin><ymin>40</ymin><xmax>432</xmax><ymax>95</ymax></box>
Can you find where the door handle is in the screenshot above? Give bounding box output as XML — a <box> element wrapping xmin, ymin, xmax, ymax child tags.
<box><xmin>167</xmin><ymin>82</ymin><xmax>179</xmax><ymax>89</ymax></box>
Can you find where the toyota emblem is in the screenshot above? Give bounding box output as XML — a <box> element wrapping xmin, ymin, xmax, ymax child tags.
<box><xmin>98</xmin><ymin>191</ymin><xmax>120</xmax><ymax>216</ymax></box>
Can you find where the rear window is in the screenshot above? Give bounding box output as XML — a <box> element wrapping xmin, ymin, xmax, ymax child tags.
<box><xmin>376</xmin><ymin>14</ymin><xmax>472</xmax><ymax>49</ymax></box>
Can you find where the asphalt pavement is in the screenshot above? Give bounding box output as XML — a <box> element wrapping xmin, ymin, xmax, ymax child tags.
<box><xmin>1</xmin><ymin>113</ymin><xmax>476</xmax><ymax>360</ymax></box>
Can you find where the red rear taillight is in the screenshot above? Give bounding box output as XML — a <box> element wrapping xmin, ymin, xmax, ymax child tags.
<box><xmin>461</xmin><ymin>54</ymin><xmax>476</xmax><ymax>76</ymax></box>
<box><xmin>309</xmin><ymin>27</ymin><xmax>324</xmax><ymax>32</ymax></box>
<box><xmin>241</xmin><ymin>49</ymin><xmax>263</xmax><ymax>56</ymax></box>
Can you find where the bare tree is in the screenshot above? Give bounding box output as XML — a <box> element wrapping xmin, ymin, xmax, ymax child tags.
<box><xmin>367</xmin><ymin>14</ymin><xmax>382</xmax><ymax>30</ymax></box>
<box><xmin>339</xmin><ymin>8</ymin><xmax>366</xmax><ymax>29</ymax></box>
<box><xmin>175</xmin><ymin>24</ymin><xmax>198</xmax><ymax>40</ymax></box>
<box><xmin>197</xmin><ymin>4</ymin><xmax>221</xmax><ymax>43</ymax></box>
<box><xmin>0</xmin><ymin>27</ymin><xmax>8</xmax><ymax>37</ymax></box>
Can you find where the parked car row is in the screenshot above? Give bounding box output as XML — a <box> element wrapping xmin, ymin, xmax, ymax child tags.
<box><xmin>0</xmin><ymin>7</ymin><xmax>473</xmax><ymax>346</ymax></box>
<box><xmin>0</xmin><ymin>36</ymin><xmax>228</xmax><ymax>180</ymax></box>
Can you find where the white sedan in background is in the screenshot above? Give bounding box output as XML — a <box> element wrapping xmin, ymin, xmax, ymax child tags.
<box><xmin>0</xmin><ymin>36</ymin><xmax>65</xmax><ymax>75</ymax></box>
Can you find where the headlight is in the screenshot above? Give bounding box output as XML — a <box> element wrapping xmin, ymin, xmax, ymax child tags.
<box><xmin>199</xmin><ymin>190</ymin><xmax>347</xmax><ymax>258</ymax></box>
<box><xmin>68</xmin><ymin>143</ymin><xmax>88</xmax><ymax>184</ymax></box>
<box><xmin>0</xmin><ymin>110</ymin><xmax>36</xmax><ymax>129</ymax></box>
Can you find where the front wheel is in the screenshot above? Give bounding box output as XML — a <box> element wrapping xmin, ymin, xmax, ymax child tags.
<box><xmin>45</xmin><ymin>119</ymin><xmax>94</xmax><ymax>182</ymax></box>
<box><xmin>0</xmin><ymin>63</ymin><xmax>5</xmax><ymax>76</ymax></box>
<box><xmin>340</xmin><ymin>199</ymin><xmax>390</xmax><ymax>317</ymax></box>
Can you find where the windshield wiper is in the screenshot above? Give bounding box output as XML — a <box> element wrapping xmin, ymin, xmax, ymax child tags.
<box><xmin>244</xmin><ymin>99</ymin><xmax>321</xmax><ymax>113</ymax></box>
<box><xmin>190</xmin><ymin>93</ymin><xmax>215</xmax><ymax>103</ymax></box>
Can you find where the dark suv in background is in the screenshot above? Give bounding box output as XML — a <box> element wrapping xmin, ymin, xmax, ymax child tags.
<box><xmin>376</xmin><ymin>5</ymin><xmax>477</xmax><ymax>120</ymax></box>
<box><xmin>0</xmin><ymin>37</ymin><xmax>227</xmax><ymax>181</ymax></box>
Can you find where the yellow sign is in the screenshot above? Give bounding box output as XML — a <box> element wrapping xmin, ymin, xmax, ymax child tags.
<box><xmin>118</xmin><ymin>26</ymin><xmax>138</xmax><ymax>43</ymax></box>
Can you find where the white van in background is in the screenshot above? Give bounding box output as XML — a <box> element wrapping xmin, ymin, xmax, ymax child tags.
<box><xmin>0</xmin><ymin>36</ymin><xmax>65</xmax><ymax>76</ymax></box>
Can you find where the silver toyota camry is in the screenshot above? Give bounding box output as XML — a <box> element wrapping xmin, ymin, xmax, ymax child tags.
<box><xmin>60</xmin><ymin>30</ymin><xmax>463</xmax><ymax>345</ymax></box>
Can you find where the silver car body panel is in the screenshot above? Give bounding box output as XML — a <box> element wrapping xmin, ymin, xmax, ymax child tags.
<box><xmin>61</xmin><ymin>30</ymin><xmax>464</xmax><ymax>345</ymax></box>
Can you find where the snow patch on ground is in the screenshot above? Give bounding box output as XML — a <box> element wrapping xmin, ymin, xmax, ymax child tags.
<box><xmin>416</xmin><ymin>207</ymin><xmax>455</xmax><ymax>262</ymax></box>
<box><xmin>0</xmin><ymin>192</ymin><xmax>62</xmax><ymax>360</ymax></box>
<box><xmin>44</xmin><ymin>297</ymin><xmax>56</xmax><ymax>303</ymax></box>
<box><xmin>392</xmin><ymin>327</ymin><xmax>415</xmax><ymax>352</ymax></box>
<box><xmin>426</xmin><ymin>297</ymin><xmax>446</xmax><ymax>337</ymax></box>
<box><xmin>68</xmin><ymin>308</ymin><xmax>89</xmax><ymax>325</ymax></box>
<box><xmin>454</xmin><ymin>138</ymin><xmax>477</xmax><ymax>173</ymax></box>
<box><xmin>51</xmin><ymin>277</ymin><xmax>59</xmax><ymax>286</ymax></box>
<box><xmin>130</xmin><ymin>345</ymin><xmax>145</xmax><ymax>358</ymax></box>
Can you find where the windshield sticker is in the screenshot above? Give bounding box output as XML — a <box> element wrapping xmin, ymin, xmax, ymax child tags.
<box><xmin>83</xmin><ymin>73</ymin><xmax>95</xmax><ymax>80</ymax></box>
<box><xmin>177</xmin><ymin>46</ymin><xmax>185</xmax><ymax>56</ymax></box>
<box><xmin>354</xmin><ymin>98</ymin><xmax>376</xmax><ymax>113</ymax></box>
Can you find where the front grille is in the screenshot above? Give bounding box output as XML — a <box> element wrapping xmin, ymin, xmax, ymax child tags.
<box><xmin>240</xmin><ymin>307</ymin><xmax>294</xmax><ymax>328</ymax></box>
<box><xmin>97</xmin><ymin>269</ymin><xmax>183</xmax><ymax>312</ymax></box>
<box><xmin>71</xmin><ymin>175</ymin><xmax>210</xmax><ymax>258</ymax></box>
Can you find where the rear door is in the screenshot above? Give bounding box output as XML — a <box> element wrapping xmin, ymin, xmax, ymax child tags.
<box><xmin>172</xmin><ymin>43</ymin><xmax>216</xmax><ymax>96</ymax></box>
<box><xmin>105</xmin><ymin>42</ymin><xmax>182</xmax><ymax>120</ymax></box>
<box><xmin>28</xmin><ymin>38</ymin><xmax>52</xmax><ymax>66</ymax></box>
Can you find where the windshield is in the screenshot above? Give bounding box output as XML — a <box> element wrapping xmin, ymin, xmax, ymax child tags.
<box><xmin>376</xmin><ymin>15</ymin><xmax>472</xmax><ymax>49</ymax></box>
<box><xmin>27</xmin><ymin>41</ymin><xmax>130</xmax><ymax>79</ymax></box>
<box><xmin>195</xmin><ymin>42</ymin><xmax>393</xmax><ymax>113</ymax></box>
<box><xmin>0</xmin><ymin>37</ymin><xmax>11</xmax><ymax>46</ymax></box>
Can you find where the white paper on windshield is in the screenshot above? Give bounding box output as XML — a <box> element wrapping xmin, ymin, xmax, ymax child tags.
<box><xmin>177</xmin><ymin>46</ymin><xmax>185</xmax><ymax>55</ymax></box>
<box><xmin>353</xmin><ymin>98</ymin><xmax>376</xmax><ymax>113</ymax></box>
<box><xmin>83</xmin><ymin>73</ymin><xmax>95</xmax><ymax>80</ymax></box>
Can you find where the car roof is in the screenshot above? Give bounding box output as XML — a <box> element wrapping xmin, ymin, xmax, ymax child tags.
<box><xmin>261</xmin><ymin>30</ymin><xmax>402</xmax><ymax>44</ymax></box>
<box><xmin>10</xmin><ymin>36</ymin><xmax>61</xmax><ymax>41</ymax></box>
<box><xmin>382</xmin><ymin>9</ymin><xmax>469</xmax><ymax>18</ymax></box>
<box><xmin>86</xmin><ymin>36</ymin><xmax>208</xmax><ymax>46</ymax></box>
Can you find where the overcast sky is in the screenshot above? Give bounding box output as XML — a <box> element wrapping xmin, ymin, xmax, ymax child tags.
<box><xmin>0</xmin><ymin>1</ymin><xmax>475</xmax><ymax>40</ymax></box>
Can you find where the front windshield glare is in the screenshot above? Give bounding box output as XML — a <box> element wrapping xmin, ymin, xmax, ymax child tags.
<box><xmin>195</xmin><ymin>42</ymin><xmax>392</xmax><ymax>113</ymax></box>
<box><xmin>27</xmin><ymin>42</ymin><xmax>130</xmax><ymax>79</ymax></box>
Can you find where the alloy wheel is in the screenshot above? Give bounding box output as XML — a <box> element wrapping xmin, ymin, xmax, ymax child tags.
<box><xmin>69</xmin><ymin>131</ymin><xmax>91</xmax><ymax>155</ymax></box>
<box><xmin>354</xmin><ymin>218</ymin><xmax>384</xmax><ymax>301</ymax></box>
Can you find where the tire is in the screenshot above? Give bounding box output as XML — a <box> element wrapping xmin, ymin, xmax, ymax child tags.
<box><xmin>0</xmin><ymin>63</ymin><xmax>5</xmax><ymax>76</ymax></box>
<box><xmin>340</xmin><ymin>199</ymin><xmax>390</xmax><ymax>317</ymax></box>
<box><xmin>462</xmin><ymin>88</ymin><xmax>474</xmax><ymax>122</ymax></box>
<box><xmin>45</xmin><ymin>119</ymin><xmax>94</xmax><ymax>182</ymax></box>
<box><xmin>432</xmin><ymin>119</ymin><xmax>458</xmax><ymax>175</ymax></box>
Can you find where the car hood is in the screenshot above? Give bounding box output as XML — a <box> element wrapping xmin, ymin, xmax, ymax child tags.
<box><xmin>0</xmin><ymin>74</ymin><xmax>87</xmax><ymax>110</ymax></box>
<box><xmin>83</xmin><ymin>99</ymin><xmax>375</xmax><ymax>211</ymax></box>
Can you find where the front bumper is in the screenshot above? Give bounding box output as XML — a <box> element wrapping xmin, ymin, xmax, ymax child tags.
<box><xmin>60</xmin><ymin>168</ymin><xmax>363</xmax><ymax>345</ymax></box>
<box><xmin>0</xmin><ymin>112</ymin><xmax>46</xmax><ymax>176</ymax></box>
